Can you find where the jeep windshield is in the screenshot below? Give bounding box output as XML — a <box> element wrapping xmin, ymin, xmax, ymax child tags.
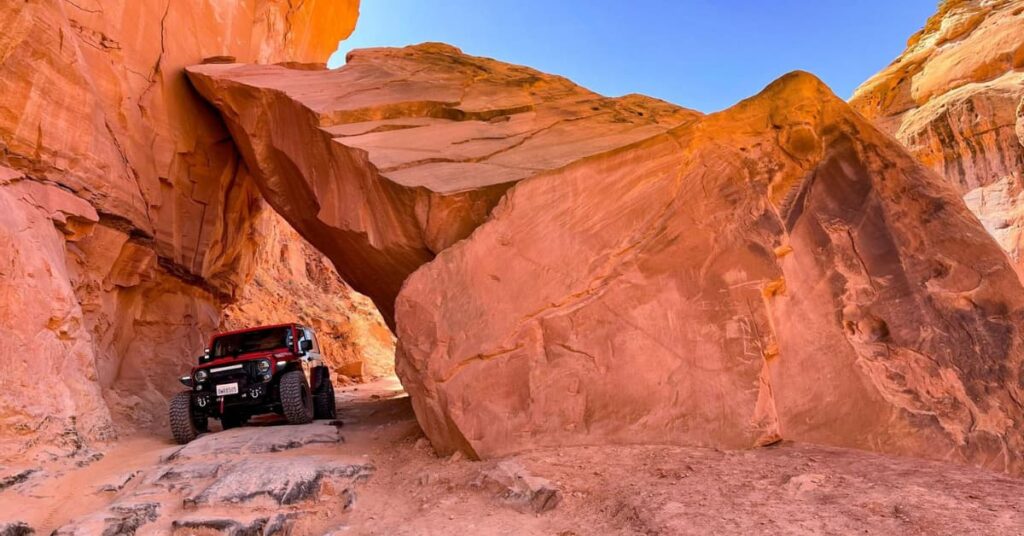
<box><xmin>211</xmin><ymin>327</ymin><xmax>291</xmax><ymax>358</ymax></box>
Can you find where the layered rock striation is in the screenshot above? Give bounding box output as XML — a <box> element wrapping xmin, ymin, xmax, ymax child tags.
<box><xmin>191</xmin><ymin>44</ymin><xmax>1024</xmax><ymax>472</ymax></box>
<box><xmin>851</xmin><ymin>0</ymin><xmax>1024</xmax><ymax>274</ymax></box>
<box><xmin>0</xmin><ymin>0</ymin><xmax>359</xmax><ymax>459</ymax></box>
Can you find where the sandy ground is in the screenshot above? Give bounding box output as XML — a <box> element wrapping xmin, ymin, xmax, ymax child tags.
<box><xmin>3</xmin><ymin>377</ymin><xmax>1023</xmax><ymax>535</ymax></box>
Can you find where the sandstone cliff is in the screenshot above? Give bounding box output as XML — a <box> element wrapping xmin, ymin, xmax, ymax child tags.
<box><xmin>190</xmin><ymin>44</ymin><xmax>1024</xmax><ymax>472</ymax></box>
<box><xmin>851</xmin><ymin>0</ymin><xmax>1024</xmax><ymax>274</ymax></box>
<box><xmin>0</xmin><ymin>0</ymin><xmax>359</xmax><ymax>460</ymax></box>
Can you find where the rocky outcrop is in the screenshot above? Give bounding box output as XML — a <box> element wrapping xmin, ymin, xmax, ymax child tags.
<box><xmin>472</xmin><ymin>460</ymin><xmax>562</xmax><ymax>514</ymax></box>
<box><xmin>220</xmin><ymin>208</ymin><xmax>396</xmax><ymax>379</ymax></box>
<box><xmin>186</xmin><ymin>43</ymin><xmax>701</xmax><ymax>321</ymax></box>
<box><xmin>52</xmin><ymin>502</ymin><xmax>159</xmax><ymax>536</ymax></box>
<box><xmin>851</xmin><ymin>0</ymin><xmax>1024</xmax><ymax>274</ymax></box>
<box><xmin>49</xmin><ymin>422</ymin><xmax>371</xmax><ymax>535</ymax></box>
<box><xmin>190</xmin><ymin>45</ymin><xmax>1024</xmax><ymax>472</ymax></box>
<box><xmin>0</xmin><ymin>0</ymin><xmax>359</xmax><ymax>459</ymax></box>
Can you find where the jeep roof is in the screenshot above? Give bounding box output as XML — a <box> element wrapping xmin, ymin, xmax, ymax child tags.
<box><xmin>209</xmin><ymin>322</ymin><xmax>304</xmax><ymax>344</ymax></box>
<box><xmin>196</xmin><ymin>324</ymin><xmax>311</xmax><ymax>368</ymax></box>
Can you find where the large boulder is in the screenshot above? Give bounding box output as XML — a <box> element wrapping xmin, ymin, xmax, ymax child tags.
<box><xmin>851</xmin><ymin>0</ymin><xmax>1024</xmax><ymax>276</ymax></box>
<box><xmin>190</xmin><ymin>45</ymin><xmax>1024</xmax><ymax>472</ymax></box>
<box><xmin>186</xmin><ymin>43</ymin><xmax>701</xmax><ymax>321</ymax></box>
<box><xmin>397</xmin><ymin>71</ymin><xmax>1024</xmax><ymax>469</ymax></box>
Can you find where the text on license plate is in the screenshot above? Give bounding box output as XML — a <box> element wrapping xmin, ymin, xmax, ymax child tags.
<box><xmin>216</xmin><ymin>383</ymin><xmax>239</xmax><ymax>396</ymax></box>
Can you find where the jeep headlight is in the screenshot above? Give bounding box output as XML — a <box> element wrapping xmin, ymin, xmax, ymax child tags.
<box><xmin>257</xmin><ymin>359</ymin><xmax>271</xmax><ymax>373</ymax></box>
<box><xmin>194</xmin><ymin>369</ymin><xmax>209</xmax><ymax>383</ymax></box>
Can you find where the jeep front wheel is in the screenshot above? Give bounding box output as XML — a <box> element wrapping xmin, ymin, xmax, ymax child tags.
<box><xmin>280</xmin><ymin>370</ymin><xmax>314</xmax><ymax>424</ymax></box>
<box><xmin>169</xmin><ymin>391</ymin><xmax>202</xmax><ymax>444</ymax></box>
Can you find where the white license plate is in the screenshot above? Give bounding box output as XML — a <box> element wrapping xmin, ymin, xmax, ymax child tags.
<box><xmin>216</xmin><ymin>383</ymin><xmax>239</xmax><ymax>396</ymax></box>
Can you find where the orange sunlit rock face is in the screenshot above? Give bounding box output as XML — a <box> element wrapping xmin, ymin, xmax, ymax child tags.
<box><xmin>851</xmin><ymin>0</ymin><xmax>1024</xmax><ymax>276</ymax></box>
<box><xmin>0</xmin><ymin>0</ymin><xmax>359</xmax><ymax>460</ymax></box>
<box><xmin>190</xmin><ymin>44</ymin><xmax>1024</xmax><ymax>472</ymax></box>
<box><xmin>185</xmin><ymin>43</ymin><xmax>701</xmax><ymax>322</ymax></box>
<box><xmin>397</xmin><ymin>72</ymin><xmax>1024</xmax><ymax>469</ymax></box>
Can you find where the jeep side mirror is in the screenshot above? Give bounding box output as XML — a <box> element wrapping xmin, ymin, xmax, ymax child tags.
<box><xmin>300</xmin><ymin>339</ymin><xmax>313</xmax><ymax>353</ymax></box>
<box><xmin>179</xmin><ymin>375</ymin><xmax>194</xmax><ymax>388</ymax></box>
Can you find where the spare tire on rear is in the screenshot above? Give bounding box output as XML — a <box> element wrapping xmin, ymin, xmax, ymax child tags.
<box><xmin>279</xmin><ymin>370</ymin><xmax>314</xmax><ymax>424</ymax></box>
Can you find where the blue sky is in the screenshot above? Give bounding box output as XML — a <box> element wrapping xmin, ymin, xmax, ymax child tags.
<box><xmin>328</xmin><ymin>1</ymin><xmax>936</xmax><ymax>112</ymax></box>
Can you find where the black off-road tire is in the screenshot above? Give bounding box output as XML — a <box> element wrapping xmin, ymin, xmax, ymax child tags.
<box><xmin>169</xmin><ymin>391</ymin><xmax>201</xmax><ymax>444</ymax></box>
<box><xmin>314</xmin><ymin>376</ymin><xmax>336</xmax><ymax>420</ymax></box>
<box><xmin>220</xmin><ymin>412</ymin><xmax>248</xmax><ymax>430</ymax></box>
<box><xmin>280</xmin><ymin>370</ymin><xmax>314</xmax><ymax>424</ymax></box>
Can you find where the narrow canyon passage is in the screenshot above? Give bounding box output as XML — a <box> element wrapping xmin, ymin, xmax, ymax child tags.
<box><xmin>4</xmin><ymin>0</ymin><xmax>1024</xmax><ymax>534</ymax></box>
<box><xmin>0</xmin><ymin>206</ymin><xmax>418</xmax><ymax>533</ymax></box>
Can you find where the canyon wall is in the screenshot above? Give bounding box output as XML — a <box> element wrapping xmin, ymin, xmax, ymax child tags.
<box><xmin>851</xmin><ymin>0</ymin><xmax>1024</xmax><ymax>274</ymax></box>
<box><xmin>0</xmin><ymin>0</ymin><xmax>359</xmax><ymax>461</ymax></box>
<box><xmin>191</xmin><ymin>45</ymin><xmax>1024</xmax><ymax>472</ymax></box>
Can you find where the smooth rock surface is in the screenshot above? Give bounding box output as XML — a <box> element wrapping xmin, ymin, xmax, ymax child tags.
<box><xmin>164</xmin><ymin>421</ymin><xmax>344</xmax><ymax>462</ymax></box>
<box><xmin>851</xmin><ymin>0</ymin><xmax>1024</xmax><ymax>275</ymax></box>
<box><xmin>396</xmin><ymin>70</ymin><xmax>1024</xmax><ymax>469</ymax></box>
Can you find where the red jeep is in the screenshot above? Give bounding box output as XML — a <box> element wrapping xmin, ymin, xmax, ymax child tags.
<box><xmin>169</xmin><ymin>323</ymin><xmax>337</xmax><ymax>444</ymax></box>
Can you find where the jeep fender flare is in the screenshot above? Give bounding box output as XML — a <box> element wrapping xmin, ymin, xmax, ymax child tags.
<box><xmin>310</xmin><ymin>365</ymin><xmax>330</xmax><ymax>392</ymax></box>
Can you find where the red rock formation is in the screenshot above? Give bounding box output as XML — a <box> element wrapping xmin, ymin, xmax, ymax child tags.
<box><xmin>0</xmin><ymin>166</ymin><xmax>118</xmax><ymax>453</ymax></box>
<box><xmin>189</xmin><ymin>45</ymin><xmax>1024</xmax><ymax>472</ymax></box>
<box><xmin>851</xmin><ymin>0</ymin><xmax>1024</xmax><ymax>275</ymax></box>
<box><xmin>0</xmin><ymin>0</ymin><xmax>359</xmax><ymax>460</ymax></box>
<box><xmin>397</xmin><ymin>72</ymin><xmax>1024</xmax><ymax>469</ymax></box>
<box><xmin>186</xmin><ymin>44</ymin><xmax>700</xmax><ymax>321</ymax></box>
<box><xmin>220</xmin><ymin>208</ymin><xmax>395</xmax><ymax>380</ymax></box>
